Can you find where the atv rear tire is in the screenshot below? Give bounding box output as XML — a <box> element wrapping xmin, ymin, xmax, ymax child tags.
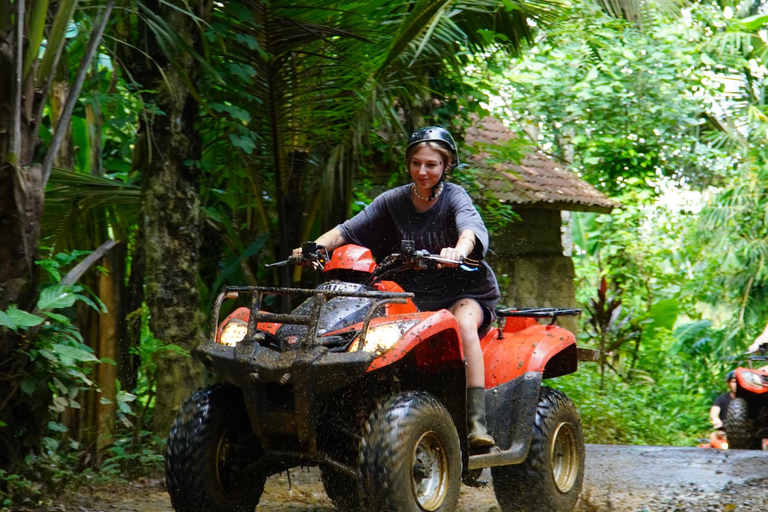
<box><xmin>166</xmin><ymin>384</ymin><xmax>266</xmax><ymax>512</ymax></box>
<box><xmin>360</xmin><ymin>391</ymin><xmax>461</xmax><ymax>512</ymax></box>
<box><xmin>492</xmin><ymin>387</ymin><xmax>585</xmax><ymax>512</ymax></box>
<box><xmin>726</xmin><ymin>397</ymin><xmax>756</xmax><ymax>449</ymax></box>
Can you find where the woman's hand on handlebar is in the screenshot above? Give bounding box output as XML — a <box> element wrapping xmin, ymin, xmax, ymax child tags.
<box><xmin>438</xmin><ymin>247</ymin><xmax>466</xmax><ymax>268</ymax></box>
<box><xmin>265</xmin><ymin>242</ymin><xmax>327</xmax><ymax>269</ymax></box>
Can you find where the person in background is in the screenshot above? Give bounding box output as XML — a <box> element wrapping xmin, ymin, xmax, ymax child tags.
<box><xmin>709</xmin><ymin>371</ymin><xmax>737</xmax><ymax>446</ymax></box>
<box><xmin>292</xmin><ymin>126</ymin><xmax>500</xmax><ymax>448</ymax></box>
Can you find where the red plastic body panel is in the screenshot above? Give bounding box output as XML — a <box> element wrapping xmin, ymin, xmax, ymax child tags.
<box><xmin>480</xmin><ymin>323</ymin><xmax>577</xmax><ymax>389</ymax></box>
<box><xmin>711</xmin><ymin>433</ymin><xmax>728</xmax><ymax>449</ymax></box>
<box><xmin>367</xmin><ymin>310</ymin><xmax>463</xmax><ymax>372</ymax></box>
<box><xmin>735</xmin><ymin>367</ymin><xmax>768</xmax><ymax>395</ymax></box>
<box><xmin>374</xmin><ymin>280</ymin><xmax>418</xmax><ymax>315</ymax></box>
<box><xmin>502</xmin><ymin>316</ymin><xmax>538</xmax><ymax>334</ymax></box>
<box><xmin>324</xmin><ymin>245</ymin><xmax>377</xmax><ymax>273</ymax></box>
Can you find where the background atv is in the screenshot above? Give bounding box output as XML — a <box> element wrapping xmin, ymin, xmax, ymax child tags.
<box><xmin>726</xmin><ymin>345</ymin><xmax>768</xmax><ymax>450</ymax></box>
<box><xmin>165</xmin><ymin>242</ymin><xmax>591</xmax><ymax>512</ymax></box>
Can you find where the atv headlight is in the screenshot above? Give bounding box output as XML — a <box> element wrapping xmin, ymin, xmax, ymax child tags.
<box><xmin>350</xmin><ymin>320</ymin><xmax>420</xmax><ymax>354</ymax></box>
<box><xmin>219</xmin><ymin>318</ymin><xmax>247</xmax><ymax>346</ymax></box>
<box><xmin>744</xmin><ymin>371</ymin><xmax>765</xmax><ymax>387</ymax></box>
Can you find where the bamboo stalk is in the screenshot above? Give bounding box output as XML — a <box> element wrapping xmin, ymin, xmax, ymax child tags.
<box><xmin>35</xmin><ymin>0</ymin><xmax>78</xmax><ymax>89</ymax></box>
<box><xmin>22</xmin><ymin>0</ymin><xmax>49</xmax><ymax>81</ymax></box>
<box><xmin>10</xmin><ymin>0</ymin><xmax>25</xmax><ymax>163</ymax></box>
<box><xmin>30</xmin><ymin>0</ymin><xmax>78</xmax><ymax>152</ymax></box>
<box><xmin>42</xmin><ymin>0</ymin><xmax>113</xmax><ymax>186</ymax></box>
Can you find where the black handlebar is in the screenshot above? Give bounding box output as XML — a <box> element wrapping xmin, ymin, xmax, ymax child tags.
<box><xmin>266</xmin><ymin>241</ymin><xmax>479</xmax><ymax>273</ymax></box>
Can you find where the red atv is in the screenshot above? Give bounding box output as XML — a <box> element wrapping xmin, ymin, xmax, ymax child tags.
<box><xmin>165</xmin><ymin>242</ymin><xmax>588</xmax><ymax>512</ymax></box>
<box><xmin>697</xmin><ymin>432</ymin><xmax>728</xmax><ymax>450</ymax></box>
<box><xmin>726</xmin><ymin>345</ymin><xmax>768</xmax><ymax>450</ymax></box>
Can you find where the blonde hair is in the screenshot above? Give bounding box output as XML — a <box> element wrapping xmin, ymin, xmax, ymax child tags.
<box><xmin>405</xmin><ymin>141</ymin><xmax>453</xmax><ymax>171</ymax></box>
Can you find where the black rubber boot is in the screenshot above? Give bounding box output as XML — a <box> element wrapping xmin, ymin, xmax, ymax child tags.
<box><xmin>467</xmin><ymin>387</ymin><xmax>494</xmax><ymax>448</ymax></box>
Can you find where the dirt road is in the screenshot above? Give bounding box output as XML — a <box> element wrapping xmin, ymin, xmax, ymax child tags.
<box><xmin>577</xmin><ymin>444</ymin><xmax>768</xmax><ymax>511</ymax></box>
<box><xmin>47</xmin><ymin>445</ymin><xmax>768</xmax><ymax>512</ymax></box>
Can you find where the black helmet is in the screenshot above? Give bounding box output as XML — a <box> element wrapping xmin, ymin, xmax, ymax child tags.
<box><xmin>726</xmin><ymin>370</ymin><xmax>736</xmax><ymax>382</ymax></box>
<box><xmin>406</xmin><ymin>126</ymin><xmax>459</xmax><ymax>171</ymax></box>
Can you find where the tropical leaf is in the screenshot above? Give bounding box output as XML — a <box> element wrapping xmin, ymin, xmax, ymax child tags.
<box><xmin>51</xmin><ymin>343</ymin><xmax>99</xmax><ymax>362</ymax></box>
<box><xmin>647</xmin><ymin>298</ymin><xmax>679</xmax><ymax>332</ymax></box>
<box><xmin>0</xmin><ymin>310</ymin><xmax>17</xmax><ymax>331</ymax></box>
<box><xmin>572</xmin><ymin>211</ymin><xmax>599</xmax><ymax>256</ymax></box>
<box><xmin>3</xmin><ymin>306</ymin><xmax>45</xmax><ymax>330</ymax></box>
<box><xmin>37</xmin><ymin>285</ymin><xmax>77</xmax><ymax>310</ymax></box>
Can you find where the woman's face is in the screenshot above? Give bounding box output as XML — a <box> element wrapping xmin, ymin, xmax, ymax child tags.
<box><xmin>409</xmin><ymin>146</ymin><xmax>445</xmax><ymax>192</ymax></box>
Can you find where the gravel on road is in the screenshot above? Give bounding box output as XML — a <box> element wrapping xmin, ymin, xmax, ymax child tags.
<box><xmin>31</xmin><ymin>445</ymin><xmax>768</xmax><ymax>512</ymax></box>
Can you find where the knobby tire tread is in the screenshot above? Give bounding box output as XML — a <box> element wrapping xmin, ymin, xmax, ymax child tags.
<box><xmin>492</xmin><ymin>387</ymin><xmax>585</xmax><ymax>512</ymax></box>
<box><xmin>359</xmin><ymin>391</ymin><xmax>461</xmax><ymax>512</ymax></box>
<box><xmin>726</xmin><ymin>397</ymin><xmax>755</xmax><ymax>450</ymax></box>
<box><xmin>165</xmin><ymin>384</ymin><xmax>265</xmax><ymax>512</ymax></box>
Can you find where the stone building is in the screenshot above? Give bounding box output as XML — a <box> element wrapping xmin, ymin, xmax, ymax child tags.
<box><xmin>464</xmin><ymin>117</ymin><xmax>620</xmax><ymax>332</ymax></box>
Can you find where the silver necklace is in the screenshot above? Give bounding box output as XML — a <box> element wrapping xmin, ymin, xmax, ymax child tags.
<box><xmin>412</xmin><ymin>182</ymin><xmax>443</xmax><ymax>201</ymax></box>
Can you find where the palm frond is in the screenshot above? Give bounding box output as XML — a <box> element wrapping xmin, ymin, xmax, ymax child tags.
<box><xmin>592</xmin><ymin>0</ymin><xmax>682</xmax><ymax>23</ymax></box>
<box><xmin>43</xmin><ymin>168</ymin><xmax>140</xmax><ymax>254</ymax></box>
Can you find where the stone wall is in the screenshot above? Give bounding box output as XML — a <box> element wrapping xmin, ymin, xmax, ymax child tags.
<box><xmin>488</xmin><ymin>209</ymin><xmax>579</xmax><ymax>334</ymax></box>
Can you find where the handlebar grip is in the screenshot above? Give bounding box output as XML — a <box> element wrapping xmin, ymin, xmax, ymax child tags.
<box><xmin>265</xmin><ymin>242</ymin><xmax>328</xmax><ymax>269</ymax></box>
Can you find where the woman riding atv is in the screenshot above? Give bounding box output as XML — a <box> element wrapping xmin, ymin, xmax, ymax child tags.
<box><xmin>293</xmin><ymin>126</ymin><xmax>500</xmax><ymax>448</ymax></box>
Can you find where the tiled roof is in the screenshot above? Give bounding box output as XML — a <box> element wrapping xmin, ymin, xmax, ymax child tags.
<box><xmin>464</xmin><ymin>117</ymin><xmax>621</xmax><ymax>213</ymax></box>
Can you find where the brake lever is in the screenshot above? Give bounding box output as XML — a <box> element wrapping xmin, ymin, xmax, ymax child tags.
<box><xmin>422</xmin><ymin>253</ymin><xmax>480</xmax><ymax>272</ymax></box>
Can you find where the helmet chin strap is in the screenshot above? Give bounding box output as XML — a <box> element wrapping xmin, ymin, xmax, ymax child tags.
<box><xmin>429</xmin><ymin>171</ymin><xmax>447</xmax><ymax>200</ymax></box>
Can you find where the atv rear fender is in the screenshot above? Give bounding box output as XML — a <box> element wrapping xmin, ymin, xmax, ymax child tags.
<box><xmin>481</xmin><ymin>323</ymin><xmax>578</xmax><ymax>389</ymax></box>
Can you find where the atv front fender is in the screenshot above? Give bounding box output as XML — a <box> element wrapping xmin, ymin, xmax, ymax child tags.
<box><xmin>482</xmin><ymin>324</ymin><xmax>577</xmax><ymax>388</ymax></box>
<box><xmin>366</xmin><ymin>309</ymin><xmax>463</xmax><ymax>374</ymax></box>
<box><xmin>735</xmin><ymin>367</ymin><xmax>768</xmax><ymax>395</ymax></box>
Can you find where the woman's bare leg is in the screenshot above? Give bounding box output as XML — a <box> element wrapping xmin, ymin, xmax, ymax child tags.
<box><xmin>449</xmin><ymin>298</ymin><xmax>494</xmax><ymax>447</ymax></box>
<box><xmin>449</xmin><ymin>298</ymin><xmax>485</xmax><ymax>387</ymax></box>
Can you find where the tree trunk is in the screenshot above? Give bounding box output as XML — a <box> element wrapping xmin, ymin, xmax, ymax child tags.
<box><xmin>0</xmin><ymin>10</ymin><xmax>47</xmax><ymax>466</ymax></box>
<box><xmin>0</xmin><ymin>0</ymin><xmax>111</xmax><ymax>472</ymax></box>
<box><xmin>120</xmin><ymin>0</ymin><xmax>211</xmax><ymax>434</ymax></box>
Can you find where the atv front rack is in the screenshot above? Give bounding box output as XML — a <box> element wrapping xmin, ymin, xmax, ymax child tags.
<box><xmin>213</xmin><ymin>285</ymin><xmax>414</xmax><ymax>349</ymax></box>
<box><xmin>496</xmin><ymin>307</ymin><xmax>582</xmax><ymax>325</ymax></box>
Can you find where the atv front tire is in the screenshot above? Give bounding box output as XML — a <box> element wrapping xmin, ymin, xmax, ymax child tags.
<box><xmin>166</xmin><ymin>384</ymin><xmax>266</xmax><ymax>512</ymax></box>
<box><xmin>492</xmin><ymin>387</ymin><xmax>585</xmax><ymax>512</ymax></box>
<box><xmin>726</xmin><ymin>397</ymin><xmax>756</xmax><ymax>449</ymax></box>
<box><xmin>360</xmin><ymin>391</ymin><xmax>461</xmax><ymax>512</ymax></box>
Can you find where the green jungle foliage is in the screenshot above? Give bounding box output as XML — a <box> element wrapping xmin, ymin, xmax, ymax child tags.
<box><xmin>4</xmin><ymin>0</ymin><xmax>768</xmax><ymax>502</ymax></box>
<box><xmin>489</xmin><ymin>0</ymin><xmax>768</xmax><ymax>443</ymax></box>
<box><xmin>0</xmin><ymin>251</ymin><xmax>162</xmax><ymax>509</ymax></box>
